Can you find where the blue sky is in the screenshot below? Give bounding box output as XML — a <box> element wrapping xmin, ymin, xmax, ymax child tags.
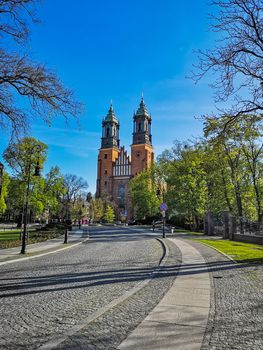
<box><xmin>0</xmin><ymin>0</ymin><xmax>219</xmax><ymax>193</ymax></box>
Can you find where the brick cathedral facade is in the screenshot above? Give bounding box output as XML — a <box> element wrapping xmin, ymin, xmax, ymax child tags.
<box><xmin>96</xmin><ymin>98</ymin><xmax>154</xmax><ymax>220</ymax></box>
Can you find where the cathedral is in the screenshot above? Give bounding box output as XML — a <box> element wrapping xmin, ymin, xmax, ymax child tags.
<box><xmin>96</xmin><ymin>97</ymin><xmax>154</xmax><ymax>220</ymax></box>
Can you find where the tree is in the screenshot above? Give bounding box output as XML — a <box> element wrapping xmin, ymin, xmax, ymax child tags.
<box><xmin>205</xmin><ymin>115</ymin><xmax>263</xmax><ymax>222</ymax></box>
<box><xmin>103</xmin><ymin>204</ymin><xmax>115</xmax><ymax>223</ymax></box>
<box><xmin>43</xmin><ymin>167</ymin><xmax>66</xmax><ymax>222</ymax></box>
<box><xmin>129</xmin><ymin>169</ymin><xmax>160</xmax><ymax>221</ymax></box>
<box><xmin>3</xmin><ymin>137</ymin><xmax>48</xmax><ymax>225</ymax></box>
<box><xmin>192</xmin><ymin>0</ymin><xmax>263</xmax><ymax>122</ymax></box>
<box><xmin>0</xmin><ymin>0</ymin><xmax>82</xmax><ymax>138</ymax></box>
<box><xmin>86</xmin><ymin>192</ymin><xmax>93</xmax><ymax>203</ymax></box>
<box><xmin>62</xmin><ymin>174</ymin><xmax>88</xmax><ymax>221</ymax></box>
<box><xmin>70</xmin><ymin>194</ymin><xmax>88</xmax><ymax>224</ymax></box>
<box><xmin>89</xmin><ymin>198</ymin><xmax>104</xmax><ymax>222</ymax></box>
<box><xmin>3</xmin><ymin>137</ymin><xmax>47</xmax><ymax>177</ymax></box>
<box><xmin>158</xmin><ymin>142</ymin><xmax>208</xmax><ymax>230</ymax></box>
<box><xmin>0</xmin><ymin>173</ymin><xmax>10</xmax><ymax>214</ymax></box>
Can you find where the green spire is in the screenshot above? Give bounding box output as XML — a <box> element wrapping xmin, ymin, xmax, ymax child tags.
<box><xmin>135</xmin><ymin>96</ymin><xmax>150</xmax><ymax>117</ymax></box>
<box><xmin>104</xmin><ymin>102</ymin><xmax>119</xmax><ymax>123</ymax></box>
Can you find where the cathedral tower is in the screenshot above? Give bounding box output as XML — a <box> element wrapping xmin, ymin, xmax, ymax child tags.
<box><xmin>96</xmin><ymin>104</ymin><xmax>120</xmax><ymax>198</ymax></box>
<box><xmin>131</xmin><ymin>97</ymin><xmax>154</xmax><ymax>176</ymax></box>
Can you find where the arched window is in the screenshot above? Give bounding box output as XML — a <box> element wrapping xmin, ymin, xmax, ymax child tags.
<box><xmin>118</xmin><ymin>185</ymin><xmax>125</xmax><ymax>208</ymax></box>
<box><xmin>138</xmin><ymin>122</ymin><xmax>141</xmax><ymax>132</ymax></box>
<box><xmin>106</xmin><ymin>127</ymin><xmax>110</xmax><ymax>137</ymax></box>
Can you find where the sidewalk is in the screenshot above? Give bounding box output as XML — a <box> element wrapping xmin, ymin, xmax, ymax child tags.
<box><xmin>0</xmin><ymin>227</ymin><xmax>89</xmax><ymax>265</ymax></box>
<box><xmin>118</xmin><ymin>237</ymin><xmax>211</xmax><ymax>350</ymax></box>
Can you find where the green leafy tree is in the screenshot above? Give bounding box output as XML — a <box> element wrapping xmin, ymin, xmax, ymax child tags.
<box><xmin>90</xmin><ymin>198</ymin><xmax>104</xmax><ymax>222</ymax></box>
<box><xmin>103</xmin><ymin>204</ymin><xmax>115</xmax><ymax>223</ymax></box>
<box><xmin>205</xmin><ymin>115</ymin><xmax>263</xmax><ymax>222</ymax></box>
<box><xmin>129</xmin><ymin>169</ymin><xmax>160</xmax><ymax>220</ymax></box>
<box><xmin>158</xmin><ymin>142</ymin><xmax>207</xmax><ymax>230</ymax></box>
<box><xmin>0</xmin><ymin>173</ymin><xmax>10</xmax><ymax>214</ymax></box>
<box><xmin>43</xmin><ymin>166</ymin><xmax>66</xmax><ymax>221</ymax></box>
<box><xmin>3</xmin><ymin>137</ymin><xmax>47</xmax><ymax>178</ymax></box>
<box><xmin>3</xmin><ymin>137</ymin><xmax>47</xmax><ymax>225</ymax></box>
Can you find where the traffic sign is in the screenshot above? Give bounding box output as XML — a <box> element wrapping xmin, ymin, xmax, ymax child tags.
<box><xmin>160</xmin><ymin>203</ymin><xmax>168</xmax><ymax>211</ymax></box>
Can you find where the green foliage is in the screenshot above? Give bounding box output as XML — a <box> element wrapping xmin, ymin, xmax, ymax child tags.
<box><xmin>43</xmin><ymin>166</ymin><xmax>66</xmax><ymax>219</ymax></box>
<box><xmin>157</xmin><ymin>114</ymin><xmax>263</xmax><ymax>229</ymax></box>
<box><xmin>1</xmin><ymin>138</ymin><xmax>69</xmax><ymax>223</ymax></box>
<box><xmin>205</xmin><ymin>115</ymin><xmax>263</xmax><ymax>221</ymax></box>
<box><xmin>90</xmin><ymin>198</ymin><xmax>104</xmax><ymax>222</ymax></box>
<box><xmin>103</xmin><ymin>204</ymin><xmax>115</xmax><ymax>223</ymax></box>
<box><xmin>129</xmin><ymin>169</ymin><xmax>161</xmax><ymax>220</ymax></box>
<box><xmin>0</xmin><ymin>172</ymin><xmax>10</xmax><ymax>214</ymax></box>
<box><xmin>158</xmin><ymin>143</ymin><xmax>208</xmax><ymax>230</ymax></box>
<box><xmin>3</xmin><ymin>137</ymin><xmax>47</xmax><ymax>178</ymax></box>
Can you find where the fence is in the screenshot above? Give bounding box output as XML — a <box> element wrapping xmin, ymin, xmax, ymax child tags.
<box><xmin>204</xmin><ymin>211</ymin><xmax>263</xmax><ymax>245</ymax></box>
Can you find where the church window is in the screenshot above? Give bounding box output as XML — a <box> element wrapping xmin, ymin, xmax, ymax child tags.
<box><xmin>138</xmin><ymin>122</ymin><xmax>141</xmax><ymax>132</ymax></box>
<box><xmin>104</xmin><ymin>181</ymin><xmax>107</xmax><ymax>185</ymax></box>
<box><xmin>104</xmin><ymin>170</ymin><xmax>108</xmax><ymax>174</ymax></box>
<box><xmin>106</xmin><ymin>127</ymin><xmax>110</xmax><ymax>137</ymax></box>
<box><xmin>118</xmin><ymin>185</ymin><xmax>125</xmax><ymax>208</ymax></box>
<box><xmin>104</xmin><ymin>154</ymin><xmax>108</xmax><ymax>159</ymax></box>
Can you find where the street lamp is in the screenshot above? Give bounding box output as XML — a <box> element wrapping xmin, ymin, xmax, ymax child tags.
<box><xmin>21</xmin><ymin>145</ymin><xmax>41</xmax><ymax>254</ymax></box>
<box><xmin>157</xmin><ymin>186</ymin><xmax>166</xmax><ymax>238</ymax></box>
<box><xmin>78</xmin><ymin>208</ymin><xmax>83</xmax><ymax>229</ymax></box>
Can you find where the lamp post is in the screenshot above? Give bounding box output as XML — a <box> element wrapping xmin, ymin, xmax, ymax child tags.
<box><xmin>21</xmin><ymin>145</ymin><xmax>41</xmax><ymax>254</ymax></box>
<box><xmin>78</xmin><ymin>208</ymin><xmax>83</xmax><ymax>229</ymax></box>
<box><xmin>157</xmin><ymin>187</ymin><xmax>167</xmax><ymax>238</ymax></box>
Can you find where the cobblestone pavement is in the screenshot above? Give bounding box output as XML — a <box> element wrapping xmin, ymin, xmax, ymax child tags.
<box><xmin>186</xmin><ymin>239</ymin><xmax>263</xmax><ymax>350</ymax></box>
<box><xmin>54</xmin><ymin>238</ymin><xmax>181</xmax><ymax>350</ymax></box>
<box><xmin>0</xmin><ymin>226</ymin><xmax>178</xmax><ymax>350</ymax></box>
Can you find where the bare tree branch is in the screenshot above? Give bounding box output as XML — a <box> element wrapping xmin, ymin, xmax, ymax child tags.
<box><xmin>190</xmin><ymin>0</ymin><xmax>263</xmax><ymax>122</ymax></box>
<box><xmin>0</xmin><ymin>0</ymin><xmax>83</xmax><ymax>139</ymax></box>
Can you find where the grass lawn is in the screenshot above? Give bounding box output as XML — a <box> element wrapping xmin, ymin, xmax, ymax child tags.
<box><xmin>175</xmin><ymin>228</ymin><xmax>204</xmax><ymax>236</ymax></box>
<box><xmin>0</xmin><ymin>229</ymin><xmax>64</xmax><ymax>249</ymax></box>
<box><xmin>196</xmin><ymin>239</ymin><xmax>263</xmax><ymax>263</ymax></box>
<box><xmin>0</xmin><ymin>233</ymin><xmax>21</xmax><ymax>241</ymax></box>
<box><xmin>0</xmin><ymin>229</ymin><xmax>21</xmax><ymax>234</ymax></box>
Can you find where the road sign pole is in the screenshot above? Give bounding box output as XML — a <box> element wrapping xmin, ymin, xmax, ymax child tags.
<box><xmin>162</xmin><ymin>210</ymin><xmax>166</xmax><ymax>238</ymax></box>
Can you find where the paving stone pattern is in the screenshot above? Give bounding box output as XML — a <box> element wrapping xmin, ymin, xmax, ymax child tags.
<box><xmin>0</xmin><ymin>228</ymin><xmax>167</xmax><ymax>350</ymax></box>
<box><xmin>188</xmin><ymin>240</ymin><xmax>263</xmax><ymax>350</ymax></box>
<box><xmin>55</xmin><ymin>239</ymin><xmax>181</xmax><ymax>350</ymax></box>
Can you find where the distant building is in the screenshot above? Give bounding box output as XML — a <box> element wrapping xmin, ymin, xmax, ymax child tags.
<box><xmin>96</xmin><ymin>98</ymin><xmax>154</xmax><ymax>220</ymax></box>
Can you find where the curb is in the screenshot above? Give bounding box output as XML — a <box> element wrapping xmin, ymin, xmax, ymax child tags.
<box><xmin>38</xmin><ymin>237</ymin><xmax>168</xmax><ymax>350</ymax></box>
<box><xmin>196</xmin><ymin>241</ymin><xmax>238</xmax><ymax>264</ymax></box>
<box><xmin>0</xmin><ymin>237</ymin><xmax>90</xmax><ymax>267</ymax></box>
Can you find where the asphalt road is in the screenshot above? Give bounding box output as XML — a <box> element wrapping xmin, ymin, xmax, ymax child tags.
<box><xmin>0</xmin><ymin>226</ymin><xmax>180</xmax><ymax>350</ymax></box>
